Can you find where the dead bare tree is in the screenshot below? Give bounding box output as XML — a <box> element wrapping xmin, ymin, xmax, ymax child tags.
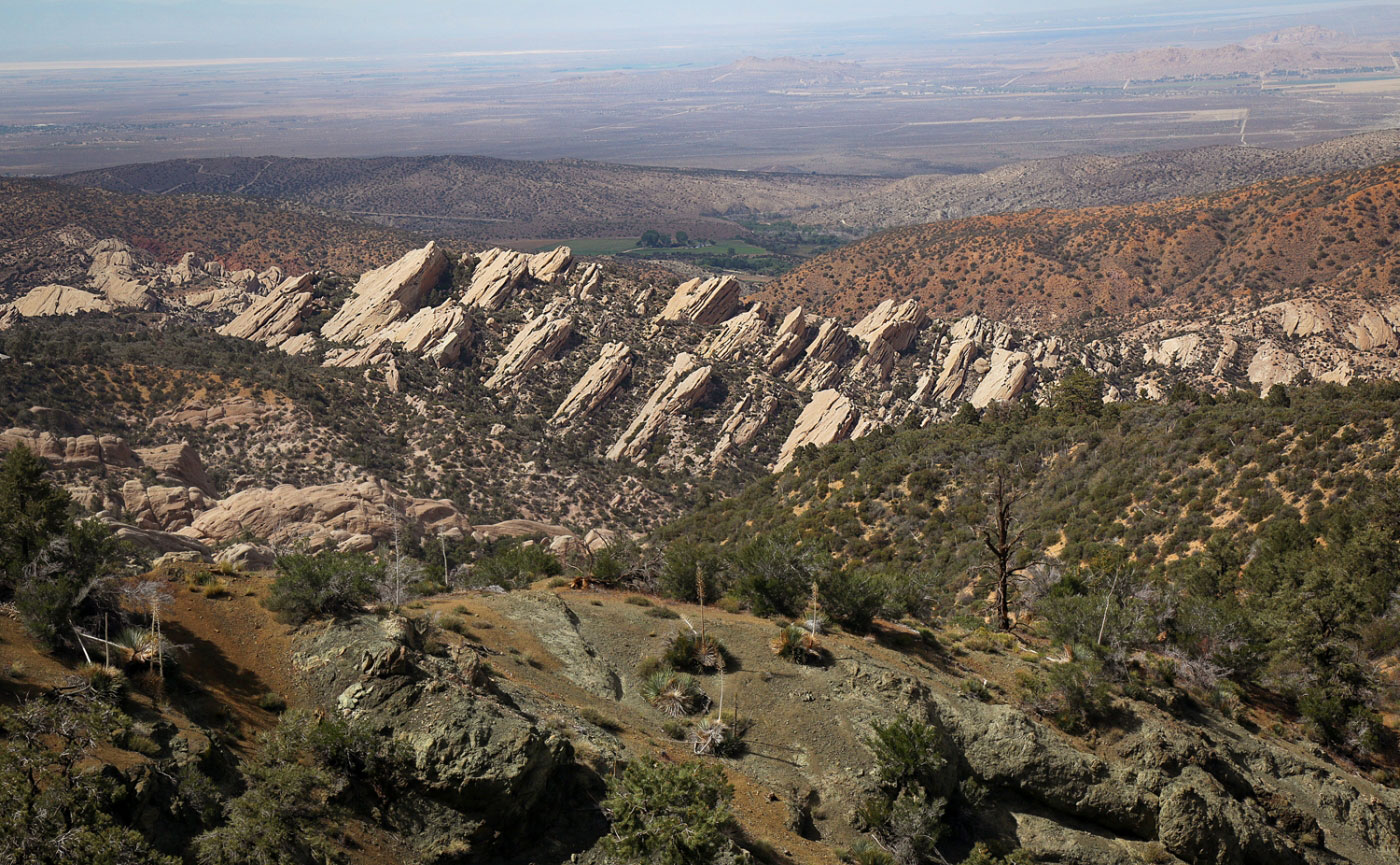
<box><xmin>978</xmin><ymin>471</ymin><xmax>1029</xmax><ymax>632</ymax></box>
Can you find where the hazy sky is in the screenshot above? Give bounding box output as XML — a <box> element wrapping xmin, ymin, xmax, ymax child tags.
<box><xmin>1</xmin><ymin>0</ymin><xmax>1345</xmax><ymax>60</ymax></box>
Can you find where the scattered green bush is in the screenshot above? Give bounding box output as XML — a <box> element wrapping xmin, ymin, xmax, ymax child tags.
<box><xmin>263</xmin><ymin>551</ymin><xmax>379</xmax><ymax>625</ymax></box>
<box><xmin>602</xmin><ymin>758</ymin><xmax>737</xmax><ymax>865</ymax></box>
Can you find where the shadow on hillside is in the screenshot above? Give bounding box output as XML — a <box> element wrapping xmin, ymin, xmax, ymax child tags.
<box><xmin>160</xmin><ymin>619</ymin><xmax>276</xmax><ymax>736</ymax></box>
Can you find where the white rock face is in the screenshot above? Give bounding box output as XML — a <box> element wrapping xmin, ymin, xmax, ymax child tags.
<box><xmin>381</xmin><ymin>299</ymin><xmax>471</xmax><ymax>366</ymax></box>
<box><xmin>528</xmin><ymin>246</ymin><xmax>573</xmax><ymax>283</ymax></box>
<box><xmin>571</xmin><ymin>263</ymin><xmax>603</xmax><ymax>299</ymax></box>
<box><xmin>930</xmin><ymin>339</ymin><xmax>978</xmax><ymax>404</ymax></box>
<box><xmin>1144</xmin><ymin>333</ymin><xmax>1204</xmax><ymax>368</ymax></box>
<box><xmin>279</xmin><ymin>333</ymin><xmax>318</xmax><ymax>356</ymax></box>
<box><xmin>950</xmin><ymin>313</ymin><xmax>1012</xmax><ymax>349</ymax></box>
<box><xmin>257</xmin><ymin>266</ymin><xmax>285</xmax><ymax>291</ymax></box>
<box><xmin>217</xmin><ymin>273</ymin><xmax>314</xmax><ymax>347</ymax></box>
<box><xmin>850</xmin><ymin>298</ymin><xmax>925</xmax><ymax>352</ymax></box>
<box><xmin>1274</xmin><ymin>299</ymin><xmax>1333</xmax><ymax>337</ymax></box>
<box><xmin>552</xmin><ymin>342</ymin><xmax>633</xmax><ymax>425</ymax></box>
<box><xmin>485</xmin><ymin>307</ymin><xmax>574</xmax><ymax>390</ymax></box>
<box><xmin>1212</xmin><ymin>337</ymin><xmax>1239</xmax><ymax>377</ymax></box>
<box><xmin>10</xmin><ymin>285</ymin><xmax>110</xmax><ymax>318</ymax></box>
<box><xmin>607</xmin><ymin>353</ymin><xmax>714</xmax><ymax>462</ymax></box>
<box><xmin>775</xmin><ymin>389</ymin><xmax>859</xmax><ymax>472</ymax></box>
<box><xmin>87</xmin><ymin>239</ymin><xmax>157</xmax><ymax>309</ymax></box>
<box><xmin>1346</xmin><ymin>307</ymin><xmax>1398</xmax><ymax>351</ymax></box>
<box><xmin>189</xmin><ymin>479</ymin><xmax>470</xmax><ymax>548</ymax></box>
<box><xmin>711</xmin><ymin>391</ymin><xmax>779</xmax><ymax>464</ymax></box>
<box><xmin>968</xmin><ymin>349</ymin><xmax>1033</xmax><ymax>408</ymax></box>
<box><xmin>1246</xmin><ymin>341</ymin><xmax>1304</xmax><ymax>394</ymax></box>
<box><xmin>167</xmin><ymin>252</ymin><xmax>200</xmax><ymax>286</ymax></box>
<box><xmin>323</xmin><ymin>336</ymin><xmax>393</xmax><ymax>369</ymax></box>
<box><xmin>785</xmin><ymin>318</ymin><xmax>856</xmax><ymax>391</ymax></box>
<box><xmin>320</xmin><ymin>242</ymin><xmax>448</xmax><ymax>343</ymax></box>
<box><xmin>463</xmin><ymin>248</ymin><xmax>530</xmax><ymax>310</ymax></box>
<box><xmin>764</xmin><ymin>306</ymin><xmax>812</xmax><ymax>375</ymax></box>
<box><xmin>700</xmin><ymin>303</ymin><xmax>769</xmax><ymax>361</ymax></box>
<box><xmin>657</xmin><ymin>276</ymin><xmax>743</xmax><ymax>325</ymax></box>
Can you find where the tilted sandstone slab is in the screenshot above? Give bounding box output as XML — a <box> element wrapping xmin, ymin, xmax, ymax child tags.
<box><xmin>700</xmin><ymin>302</ymin><xmax>770</xmax><ymax>361</ymax></box>
<box><xmin>656</xmin><ymin>275</ymin><xmax>742</xmax><ymax>325</ymax></box>
<box><xmin>527</xmin><ymin>246</ymin><xmax>573</xmax><ymax>283</ymax></box>
<box><xmin>485</xmin><ymin>307</ymin><xmax>573</xmax><ymax>390</ymax></box>
<box><xmin>710</xmin><ymin>390</ymin><xmax>779</xmax><ymax>464</ymax></box>
<box><xmin>784</xmin><ymin>318</ymin><xmax>857</xmax><ymax>391</ymax></box>
<box><xmin>607</xmin><ymin>352</ymin><xmax>714</xmax><ymax>462</ymax></box>
<box><xmin>217</xmin><ymin>273</ymin><xmax>314</xmax><ymax>347</ymax></box>
<box><xmin>166</xmin><ymin>252</ymin><xmax>200</xmax><ymax>286</ymax></box>
<box><xmin>320</xmin><ymin>242</ymin><xmax>448</xmax><ymax>343</ymax></box>
<box><xmin>185</xmin><ymin>286</ymin><xmax>253</xmax><ymax>314</ymax></box>
<box><xmin>323</xmin><ymin>336</ymin><xmax>393</xmax><ymax>370</ymax></box>
<box><xmin>1143</xmin><ymin>333</ymin><xmax>1204</xmax><ymax>368</ymax></box>
<box><xmin>950</xmin><ymin>312</ymin><xmax>1012</xmax><ymax>349</ymax></box>
<box><xmin>279</xmin><ymin>333</ymin><xmax>318</xmax><ymax>356</ymax></box>
<box><xmin>121</xmin><ymin>481</ymin><xmax>211</xmax><ymax>532</ymax></box>
<box><xmin>1212</xmin><ymin>337</ymin><xmax>1239</xmax><ymax>377</ymax></box>
<box><xmin>382</xmin><ymin>299</ymin><xmax>471</xmax><ymax>366</ymax></box>
<box><xmin>850</xmin><ymin>298</ymin><xmax>925</xmax><ymax>352</ymax></box>
<box><xmin>929</xmin><ymin>338</ymin><xmax>978</xmax><ymax>404</ymax></box>
<box><xmin>1346</xmin><ymin>307</ymin><xmax>1398</xmax><ymax>352</ymax></box>
<box><xmin>1273</xmin><ymin>299</ymin><xmax>1333</xmax><ymax>338</ymax></box>
<box><xmin>552</xmin><ymin>342</ymin><xmax>633</xmax><ymax>425</ymax></box>
<box><xmin>854</xmin><ymin>335</ymin><xmax>899</xmax><ymax>381</ymax></box>
<box><xmin>1246</xmin><ymin>341</ymin><xmax>1304</xmax><ymax>394</ymax></box>
<box><xmin>10</xmin><ymin>284</ymin><xmax>110</xmax><ymax>318</ymax></box>
<box><xmin>775</xmin><ymin>388</ymin><xmax>859</xmax><ymax>472</ymax></box>
<box><xmin>257</xmin><ymin>266</ymin><xmax>285</xmax><ymax>291</ymax></box>
<box><xmin>969</xmin><ymin>348</ymin><xmax>1033</xmax><ymax>409</ymax></box>
<box><xmin>463</xmin><ymin>248</ymin><xmax>530</xmax><ymax>311</ymax></box>
<box><xmin>571</xmin><ymin>263</ymin><xmax>603</xmax><ymax>300</ymax></box>
<box><xmin>764</xmin><ymin>306</ymin><xmax>812</xmax><ymax>375</ymax></box>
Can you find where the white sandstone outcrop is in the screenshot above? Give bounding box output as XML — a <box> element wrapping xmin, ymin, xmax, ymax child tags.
<box><xmin>764</xmin><ymin>306</ymin><xmax>812</xmax><ymax>375</ymax></box>
<box><xmin>968</xmin><ymin>349</ymin><xmax>1033</xmax><ymax>408</ymax></box>
<box><xmin>463</xmin><ymin>248</ymin><xmax>530</xmax><ymax>310</ymax></box>
<box><xmin>785</xmin><ymin>319</ymin><xmax>856</xmax><ymax>391</ymax></box>
<box><xmin>10</xmin><ymin>285</ymin><xmax>109</xmax><ymax>318</ymax></box>
<box><xmin>1346</xmin><ymin>307</ymin><xmax>1398</xmax><ymax>351</ymax></box>
<box><xmin>320</xmin><ymin>242</ymin><xmax>448</xmax><ymax>343</ymax></box>
<box><xmin>552</xmin><ymin>342</ymin><xmax>633</xmax><ymax>425</ymax></box>
<box><xmin>528</xmin><ymin>246</ymin><xmax>573</xmax><ymax>283</ymax></box>
<box><xmin>607</xmin><ymin>353</ymin><xmax>714</xmax><ymax>461</ymax></box>
<box><xmin>217</xmin><ymin>273</ymin><xmax>314</xmax><ymax>347</ymax></box>
<box><xmin>929</xmin><ymin>339</ymin><xmax>978</xmax><ymax>404</ymax></box>
<box><xmin>850</xmin><ymin>298</ymin><xmax>925</xmax><ymax>352</ymax></box>
<box><xmin>1274</xmin><ymin>300</ymin><xmax>1333</xmax><ymax>337</ymax></box>
<box><xmin>657</xmin><ymin>275</ymin><xmax>742</xmax><ymax>325</ymax></box>
<box><xmin>700</xmin><ymin>303</ymin><xmax>769</xmax><ymax>361</ymax></box>
<box><xmin>775</xmin><ymin>389</ymin><xmax>859</xmax><ymax>472</ymax></box>
<box><xmin>1144</xmin><ymin>333</ymin><xmax>1204</xmax><ymax>368</ymax></box>
<box><xmin>87</xmin><ymin>239</ymin><xmax>156</xmax><ymax>309</ymax></box>
<box><xmin>1246</xmin><ymin>341</ymin><xmax>1304</xmax><ymax>394</ymax></box>
<box><xmin>381</xmin><ymin>299</ymin><xmax>471</xmax><ymax>366</ymax></box>
<box><xmin>711</xmin><ymin>391</ymin><xmax>779</xmax><ymax>464</ymax></box>
<box><xmin>485</xmin><ymin>306</ymin><xmax>573</xmax><ymax>390</ymax></box>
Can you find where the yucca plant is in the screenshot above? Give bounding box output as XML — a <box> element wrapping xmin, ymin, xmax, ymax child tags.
<box><xmin>689</xmin><ymin>716</ymin><xmax>731</xmax><ymax>756</ymax></box>
<box><xmin>114</xmin><ymin>627</ymin><xmax>169</xmax><ymax>666</ymax></box>
<box><xmin>772</xmin><ymin>623</ymin><xmax>825</xmax><ymax>665</ymax></box>
<box><xmin>640</xmin><ymin>669</ymin><xmax>708</xmax><ymax>718</ymax></box>
<box><xmin>662</xmin><ymin>630</ymin><xmax>726</xmax><ymax>673</ymax></box>
<box><xmin>66</xmin><ymin>663</ymin><xmax>128</xmax><ymax>703</ymax></box>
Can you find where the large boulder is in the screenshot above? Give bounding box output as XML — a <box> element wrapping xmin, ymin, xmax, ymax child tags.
<box><xmin>294</xmin><ymin>616</ymin><xmax>573</xmax><ymax>860</ymax></box>
<box><xmin>656</xmin><ymin>275</ymin><xmax>743</xmax><ymax>325</ymax></box>
<box><xmin>969</xmin><ymin>348</ymin><xmax>1033</xmax><ymax>408</ymax></box>
<box><xmin>552</xmin><ymin>342</ymin><xmax>633</xmax><ymax>426</ymax></box>
<box><xmin>217</xmin><ymin>273</ymin><xmax>314</xmax><ymax>347</ymax></box>
<box><xmin>484</xmin><ymin>304</ymin><xmax>573</xmax><ymax>390</ymax></box>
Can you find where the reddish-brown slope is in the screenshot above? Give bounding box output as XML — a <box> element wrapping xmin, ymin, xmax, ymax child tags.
<box><xmin>764</xmin><ymin>160</ymin><xmax>1400</xmax><ymax>328</ymax></box>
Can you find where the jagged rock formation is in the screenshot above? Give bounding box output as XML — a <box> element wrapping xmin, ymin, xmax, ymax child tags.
<box><xmin>216</xmin><ymin>273</ymin><xmax>314</xmax><ymax>347</ymax></box>
<box><xmin>1274</xmin><ymin>299</ymin><xmax>1334</xmax><ymax>337</ymax></box>
<box><xmin>87</xmin><ymin>238</ymin><xmax>157</xmax><ymax>309</ymax></box>
<box><xmin>657</xmin><ymin>275</ymin><xmax>742</xmax><ymax>325</ymax></box>
<box><xmin>775</xmin><ymin>388</ymin><xmax>859</xmax><ymax>470</ymax></box>
<box><xmin>764</xmin><ymin>306</ymin><xmax>812</xmax><ymax>374</ymax></box>
<box><xmin>320</xmin><ymin>242</ymin><xmax>448</xmax><ymax>344</ymax></box>
<box><xmin>607</xmin><ymin>353</ymin><xmax>714</xmax><ymax>462</ymax></box>
<box><xmin>485</xmin><ymin>304</ymin><xmax>573</xmax><ymax>390</ymax></box>
<box><xmin>850</xmin><ymin>298</ymin><xmax>925</xmax><ymax>352</ymax></box>
<box><xmin>1346</xmin><ymin>305</ymin><xmax>1399</xmax><ymax>351</ymax></box>
<box><xmin>552</xmin><ymin>342</ymin><xmax>633</xmax><ymax>425</ymax></box>
<box><xmin>785</xmin><ymin>319</ymin><xmax>857</xmax><ymax>390</ymax></box>
<box><xmin>462</xmin><ymin>248</ymin><xmax>529</xmax><ymax>310</ymax></box>
<box><xmin>1144</xmin><ymin>333</ymin><xmax>1205</xmax><ymax>368</ymax></box>
<box><xmin>711</xmin><ymin>389</ymin><xmax>780</xmax><ymax>464</ymax></box>
<box><xmin>700</xmin><ymin>302</ymin><xmax>770</xmax><ymax>361</ymax></box>
<box><xmin>381</xmin><ymin>299</ymin><xmax>471</xmax><ymax>366</ymax></box>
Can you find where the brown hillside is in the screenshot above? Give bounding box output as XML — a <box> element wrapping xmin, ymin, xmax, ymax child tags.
<box><xmin>764</xmin><ymin>160</ymin><xmax>1400</xmax><ymax>329</ymax></box>
<box><xmin>0</xmin><ymin>177</ymin><xmax>417</xmax><ymax>273</ymax></box>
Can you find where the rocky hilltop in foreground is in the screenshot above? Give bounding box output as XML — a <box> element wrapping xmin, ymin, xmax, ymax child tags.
<box><xmin>2</xmin><ymin>211</ymin><xmax>1399</xmax><ymax>555</ymax></box>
